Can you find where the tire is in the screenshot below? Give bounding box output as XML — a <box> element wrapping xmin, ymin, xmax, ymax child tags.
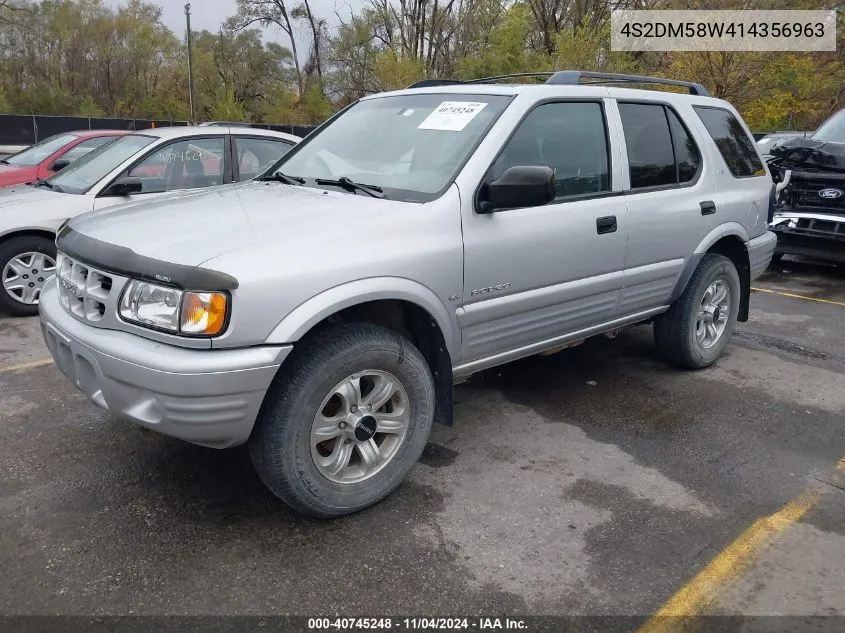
<box><xmin>249</xmin><ymin>322</ymin><xmax>435</xmax><ymax>518</ymax></box>
<box><xmin>654</xmin><ymin>253</ymin><xmax>741</xmax><ymax>369</ymax></box>
<box><xmin>0</xmin><ymin>235</ymin><xmax>57</xmax><ymax>317</ymax></box>
<box><xmin>770</xmin><ymin>253</ymin><xmax>783</xmax><ymax>264</ymax></box>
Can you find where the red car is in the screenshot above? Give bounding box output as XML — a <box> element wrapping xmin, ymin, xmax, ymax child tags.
<box><xmin>0</xmin><ymin>130</ymin><xmax>128</xmax><ymax>187</ymax></box>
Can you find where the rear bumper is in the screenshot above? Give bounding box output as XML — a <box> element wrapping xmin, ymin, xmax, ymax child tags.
<box><xmin>747</xmin><ymin>230</ymin><xmax>777</xmax><ymax>280</ymax></box>
<box><xmin>39</xmin><ymin>278</ymin><xmax>291</xmax><ymax>448</ymax></box>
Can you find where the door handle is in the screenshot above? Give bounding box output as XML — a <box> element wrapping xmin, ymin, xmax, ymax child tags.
<box><xmin>596</xmin><ymin>215</ymin><xmax>617</xmax><ymax>234</ymax></box>
<box><xmin>700</xmin><ymin>200</ymin><xmax>717</xmax><ymax>215</ymax></box>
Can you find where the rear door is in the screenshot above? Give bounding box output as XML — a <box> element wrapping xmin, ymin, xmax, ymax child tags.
<box><xmin>615</xmin><ymin>99</ymin><xmax>715</xmax><ymax>316</ymax></box>
<box><xmin>232</xmin><ymin>135</ymin><xmax>296</xmax><ymax>181</ymax></box>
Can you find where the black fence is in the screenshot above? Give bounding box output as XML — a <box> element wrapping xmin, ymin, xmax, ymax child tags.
<box><xmin>0</xmin><ymin>114</ymin><xmax>315</xmax><ymax>146</ymax></box>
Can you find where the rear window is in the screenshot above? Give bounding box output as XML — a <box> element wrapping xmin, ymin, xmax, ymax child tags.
<box><xmin>694</xmin><ymin>106</ymin><xmax>765</xmax><ymax>178</ymax></box>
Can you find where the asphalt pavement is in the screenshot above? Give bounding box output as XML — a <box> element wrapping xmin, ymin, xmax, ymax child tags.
<box><xmin>0</xmin><ymin>256</ymin><xmax>843</xmax><ymax>628</ymax></box>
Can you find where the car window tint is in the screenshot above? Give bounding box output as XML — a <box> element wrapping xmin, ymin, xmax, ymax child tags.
<box><xmin>489</xmin><ymin>102</ymin><xmax>610</xmax><ymax>199</ymax></box>
<box><xmin>619</xmin><ymin>103</ymin><xmax>675</xmax><ymax>188</ymax></box>
<box><xmin>61</xmin><ymin>137</ymin><xmax>117</xmax><ymax>163</ymax></box>
<box><xmin>694</xmin><ymin>106</ymin><xmax>764</xmax><ymax>177</ymax></box>
<box><xmin>235</xmin><ymin>137</ymin><xmax>293</xmax><ymax>181</ymax></box>
<box><xmin>667</xmin><ymin>109</ymin><xmax>700</xmax><ymax>183</ymax></box>
<box><xmin>127</xmin><ymin>137</ymin><xmax>226</xmax><ymax>193</ymax></box>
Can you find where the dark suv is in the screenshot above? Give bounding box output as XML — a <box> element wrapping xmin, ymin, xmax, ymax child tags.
<box><xmin>768</xmin><ymin>109</ymin><xmax>845</xmax><ymax>263</ymax></box>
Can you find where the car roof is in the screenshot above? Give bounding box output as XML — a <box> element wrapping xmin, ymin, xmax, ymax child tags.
<box><xmin>131</xmin><ymin>125</ymin><xmax>300</xmax><ymax>143</ymax></box>
<box><xmin>63</xmin><ymin>129</ymin><xmax>130</xmax><ymax>139</ymax></box>
<box><xmin>365</xmin><ymin>83</ymin><xmax>728</xmax><ymax>107</ymax></box>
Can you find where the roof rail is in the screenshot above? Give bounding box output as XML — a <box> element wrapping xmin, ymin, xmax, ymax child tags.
<box><xmin>406</xmin><ymin>70</ymin><xmax>711</xmax><ymax>96</ymax></box>
<box><xmin>406</xmin><ymin>79</ymin><xmax>465</xmax><ymax>88</ymax></box>
<box><xmin>546</xmin><ymin>71</ymin><xmax>711</xmax><ymax>96</ymax></box>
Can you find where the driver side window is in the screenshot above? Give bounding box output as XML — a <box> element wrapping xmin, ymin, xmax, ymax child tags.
<box><xmin>125</xmin><ymin>137</ymin><xmax>226</xmax><ymax>194</ymax></box>
<box><xmin>489</xmin><ymin>102</ymin><xmax>610</xmax><ymax>200</ymax></box>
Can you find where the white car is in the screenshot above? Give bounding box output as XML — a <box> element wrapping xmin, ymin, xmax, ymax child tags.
<box><xmin>0</xmin><ymin>126</ymin><xmax>299</xmax><ymax>315</ymax></box>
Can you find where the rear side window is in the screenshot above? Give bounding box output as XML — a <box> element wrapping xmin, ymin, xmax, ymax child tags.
<box><xmin>667</xmin><ymin>109</ymin><xmax>700</xmax><ymax>183</ymax></box>
<box><xmin>619</xmin><ymin>103</ymin><xmax>701</xmax><ymax>189</ymax></box>
<box><xmin>619</xmin><ymin>103</ymin><xmax>675</xmax><ymax>188</ymax></box>
<box><xmin>694</xmin><ymin>106</ymin><xmax>764</xmax><ymax>177</ymax></box>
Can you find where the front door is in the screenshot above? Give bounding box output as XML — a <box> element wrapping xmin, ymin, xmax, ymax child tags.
<box><xmin>459</xmin><ymin>100</ymin><xmax>628</xmax><ymax>364</ymax></box>
<box><xmin>93</xmin><ymin>135</ymin><xmax>228</xmax><ymax>210</ymax></box>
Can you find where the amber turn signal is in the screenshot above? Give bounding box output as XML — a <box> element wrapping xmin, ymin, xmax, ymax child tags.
<box><xmin>180</xmin><ymin>291</ymin><xmax>228</xmax><ymax>336</ymax></box>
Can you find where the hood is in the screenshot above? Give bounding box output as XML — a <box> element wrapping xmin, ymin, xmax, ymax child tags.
<box><xmin>0</xmin><ymin>183</ymin><xmax>91</xmax><ymax>234</ymax></box>
<box><xmin>769</xmin><ymin>137</ymin><xmax>845</xmax><ymax>173</ymax></box>
<box><xmin>67</xmin><ymin>180</ymin><xmax>411</xmax><ymax>267</ymax></box>
<box><xmin>0</xmin><ymin>163</ymin><xmax>36</xmax><ymax>186</ymax></box>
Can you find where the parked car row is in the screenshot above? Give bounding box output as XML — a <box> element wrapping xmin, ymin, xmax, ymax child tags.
<box><xmin>0</xmin><ymin>125</ymin><xmax>299</xmax><ymax>314</ymax></box>
<box><xmin>28</xmin><ymin>71</ymin><xmax>779</xmax><ymax>518</ymax></box>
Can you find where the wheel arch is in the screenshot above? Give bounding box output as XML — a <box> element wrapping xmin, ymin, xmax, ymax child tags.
<box><xmin>265</xmin><ymin>279</ymin><xmax>458</xmax><ymax>426</ymax></box>
<box><xmin>670</xmin><ymin>224</ymin><xmax>752</xmax><ymax>322</ymax></box>
<box><xmin>0</xmin><ymin>227</ymin><xmax>57</xmax><ymax>244</ymax></box>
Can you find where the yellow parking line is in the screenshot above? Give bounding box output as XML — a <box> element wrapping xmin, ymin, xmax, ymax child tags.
<box><xmin>751</xmin><ymin>286</ymin><xmax>845</xmax><ymax>307</ymax></box>
<box><xmin>0</xmin><ymin>358</ymin><xmax>54</xmax><ymax>373</ymax></box>
<box><xmin>637</xmin><ymin>486</ymin><xmax>822</xmax><ymax>633</ymax></box>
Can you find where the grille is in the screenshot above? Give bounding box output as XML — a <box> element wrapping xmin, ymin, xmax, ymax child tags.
<box><xmin>788</xmin><ymin>175</ymin><xmax>845</xmax><ymax>214</ymax></box>
<box><xmin>57</xmin><ymin>253</ymin><xmax>114</xmax><ymax>322</ymax></box>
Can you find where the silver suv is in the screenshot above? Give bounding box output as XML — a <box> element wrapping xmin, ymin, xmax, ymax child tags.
<box><xmin>39</xmin><ymin>72</ymin><xmax>776</xmax><ymax>517</ymax></box>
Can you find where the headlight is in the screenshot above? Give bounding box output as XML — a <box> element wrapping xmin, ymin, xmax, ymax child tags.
<box><xmin>119</xmin><ymin>280</ymin><xmax>228</xmax><ymax>336</ymax></box>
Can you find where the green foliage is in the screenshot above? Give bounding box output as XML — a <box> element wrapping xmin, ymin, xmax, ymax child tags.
<box><xmin>208</xmin><ymin>89</ymin><xmax>249</xmax><ymax>122</ymax></box>
<box><xmin>0</xmin><ymin>0</ymin><xmax>840</xmax><ymax>132</ymax></box>
<box><xmin>76</xmin><ymin>95</ymin><xmax>105</xmax><ymax>117</ymax></box>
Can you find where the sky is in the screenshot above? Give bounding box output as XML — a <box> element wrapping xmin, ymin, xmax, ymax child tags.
<box><xmin>105</xmin><ymin>0</ymin><xmax>358</xmax><ymax>49</ymax></box>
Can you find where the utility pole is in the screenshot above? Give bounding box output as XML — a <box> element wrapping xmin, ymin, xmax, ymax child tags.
<box><xmin>185</xmin><ymin>3</ymin><xmax>195</xmax><ymax>124</ymax></box>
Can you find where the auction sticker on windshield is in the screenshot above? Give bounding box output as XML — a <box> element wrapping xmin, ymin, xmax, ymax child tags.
<box><xmin>418</xmin><ymin>101</ymin><xmax>488</xmax><ymax>131</ymax></box>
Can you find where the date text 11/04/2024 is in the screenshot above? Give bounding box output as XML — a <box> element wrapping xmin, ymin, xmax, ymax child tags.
<box><xmin>307</xmin><ymin>618</ymin><xmax>528</xmax><ymax>630</ymax></box>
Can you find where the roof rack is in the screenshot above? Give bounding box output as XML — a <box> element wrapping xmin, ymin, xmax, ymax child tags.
<box><xmin>406</xmin><ymin>70</ymin><xmax>711</xmax><ymax>97</ymax></box>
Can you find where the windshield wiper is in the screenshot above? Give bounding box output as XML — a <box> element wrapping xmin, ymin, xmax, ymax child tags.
<box><xmin>315</xmin><ymin>176</ymin><xmax>385</xmax><ymax>198</ymax></box>
<box><xmin>267</xmin><ymin>171</ymin><xmax>305</xmax><ymax>186</ymax></box>
<box><xmin>30</xmin><ymin>178</ymin><xmax>63</xmax><ymax>192</ymax></box>
<box><xmin>0</xmin><ymin>159</ymin><xmax>9</xmax><ymax>165</ymax></box>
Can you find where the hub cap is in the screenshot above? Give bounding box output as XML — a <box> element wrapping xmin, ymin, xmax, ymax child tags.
<box><xmin>2</xmin><ymin>251</ymin><xmax>56</xmax><ymax>305</ymax></box>
<box><xmin>696</xmin><ymin>279</ymin><xmax>730</xmax><ymax>349</ymax></box>
<box><xmin>310</xmin><ymin>370</ymin><xmax>410</xmax><ymax>484</ymax></box>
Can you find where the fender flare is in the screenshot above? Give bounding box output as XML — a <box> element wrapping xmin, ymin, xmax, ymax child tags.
<box><xmin>668</xmin><ymin>223</ymin><xmax>750</xmax><ymax>304</ymax></box>
<box><xmin>264</xmin><ymin>277</ymin><xmax>460</xmax><ymax>360</ymax></box>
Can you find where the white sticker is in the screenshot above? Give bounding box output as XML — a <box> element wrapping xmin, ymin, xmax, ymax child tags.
<box><xmin>418</xmin><ymin>101</ymin><xmax>488</xmax><ymax>132</ymax></box>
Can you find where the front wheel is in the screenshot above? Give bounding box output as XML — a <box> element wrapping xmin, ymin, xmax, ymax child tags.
<box><xmin>249</xmin><ymin>323</ymin><xmax>435</xmax><ymax>518</ymax></box>
<box><xmin>0</xmin><ymin>235</ymin><xmax>57</xmax><ymax>316</ymax></box>
<box><xmin>654</xmin><ymin>253</ymin><xmax>741</xmax><ymax>369</ymax></box>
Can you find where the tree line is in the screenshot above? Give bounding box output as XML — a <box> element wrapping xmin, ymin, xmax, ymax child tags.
<box><xmin>0</xmin><ymin>0</ymin><xmax>841</xmax><ymax>131</ymax></box>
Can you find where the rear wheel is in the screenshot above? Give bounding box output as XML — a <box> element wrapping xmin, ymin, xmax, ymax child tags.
<box><xmin>654</xmin><ymin>253</ymin><xmax>741</xmax><ymax>369</ymax></box>
<box><xmin>0</xmin><ymin>235</ymin><xmax>56</xmax><ymax>316</ymax></box>
<box><xmin>249</xmin><ymin>322</ymin><xmax>435</xmax><ymax>518</ymax></box>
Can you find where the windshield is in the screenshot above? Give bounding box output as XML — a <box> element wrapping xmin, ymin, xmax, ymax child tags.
<box><xmin>47</xmin><ymin>134</ymin><xmax>156</xmax><ymax>194</ymax></box>
<box><xmin>812</xmin><ymin>110</ymin><xmax>845</xmax><ymax>143</ymax></box>
<box><xmin>271</xmin><ymin>93</ymin><xmax>512</xmax><ymax>201</ymax></box>
<box><xmin>5</xmin><ymin>134</ymin><xmax>78</xmax><ymax>166</ymax></box>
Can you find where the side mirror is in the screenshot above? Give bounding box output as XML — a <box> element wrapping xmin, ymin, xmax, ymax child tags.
<box><xmin>49</xmin><ymin>158</ymin><xmax>71</xmax><ymax>172</ymax></box>
<box><xmin>103</xmin><ymin>176</ymin><xmax>143</xmax><ymax>196</ymax></box>
<box><xmin>478</xmin><ymin>165</ymin><xmax>556</xmax><ymax>213</ymax></box>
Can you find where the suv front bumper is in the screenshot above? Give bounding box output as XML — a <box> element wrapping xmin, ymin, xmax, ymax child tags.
<box><xmin>39</xmin><ymin>277</ymin><xmax>291</xmax><ymax>448</ymax></box>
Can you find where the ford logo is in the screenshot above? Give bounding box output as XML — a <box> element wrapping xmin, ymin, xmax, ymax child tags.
<box><xmin>818</xmin><ymin>188</ymin><xmax>843</xmax><ymax>200</ymax></box>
